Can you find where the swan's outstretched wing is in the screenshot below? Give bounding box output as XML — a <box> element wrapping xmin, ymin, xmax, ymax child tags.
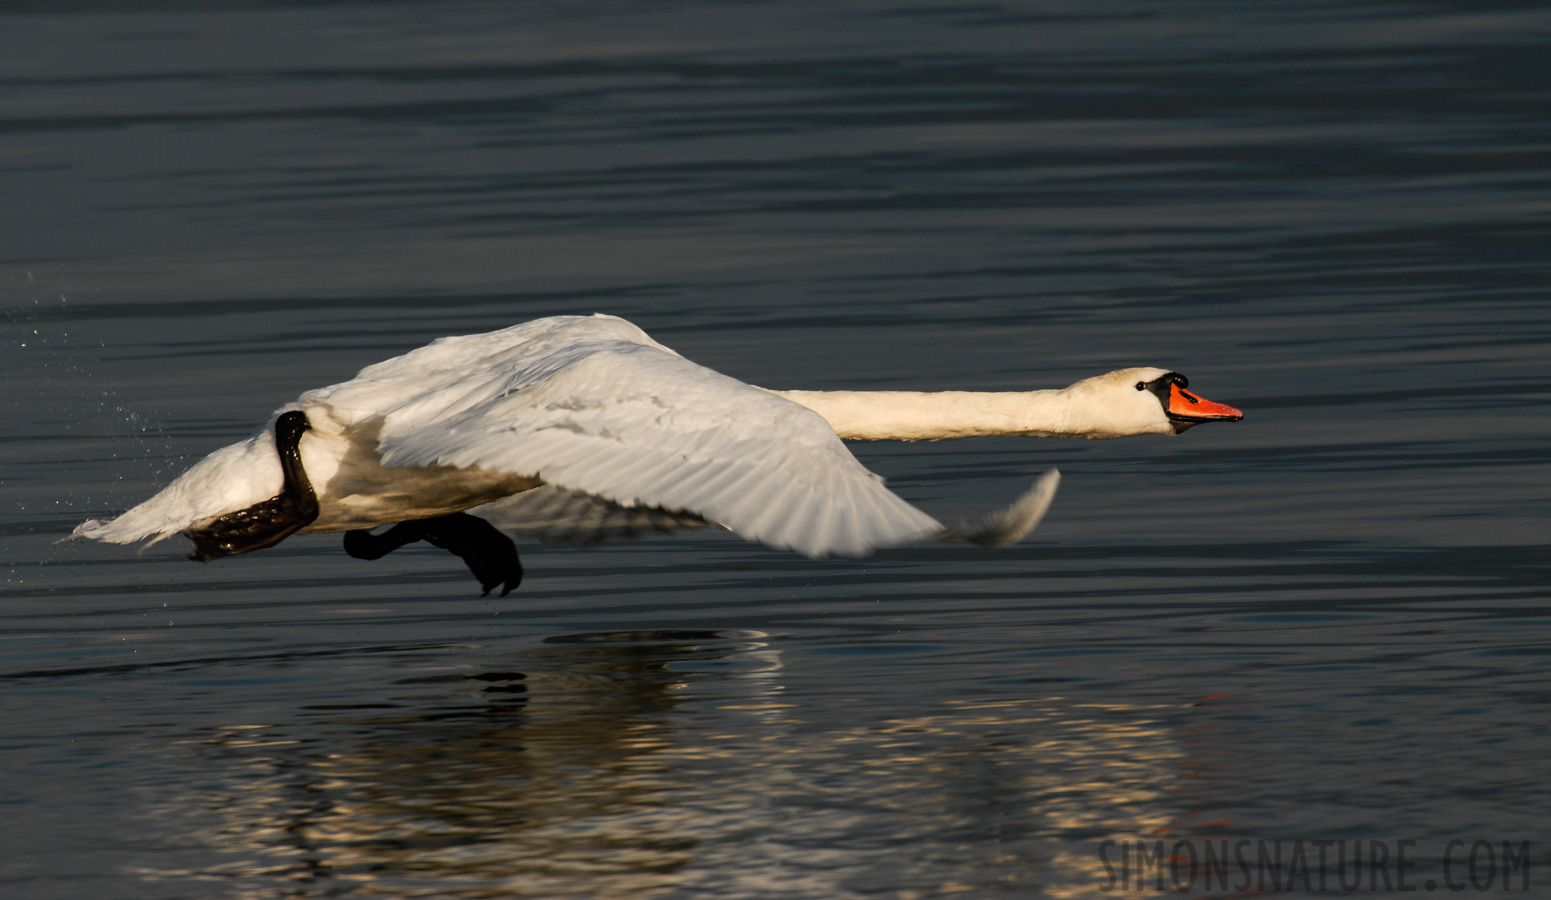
<box><xmin>938</xmin><ymin>469</ymin><xmax>1061</xmax><ymax>547</ymax></box>
<box><xmin>473</xmin><ymin>484</ymin><xmax>709</xmax><ymax>547</ymax></box>
<box><xmin>305</xmin><ymin>315</ymin><xmax>952</xmax><ymax>557</ymax></box>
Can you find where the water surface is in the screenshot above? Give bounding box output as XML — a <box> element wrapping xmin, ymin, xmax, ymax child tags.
<box><xmin>3</xmin><ymin>1</ymin><xmax>1549</xmax><ymax>897</ymax></box>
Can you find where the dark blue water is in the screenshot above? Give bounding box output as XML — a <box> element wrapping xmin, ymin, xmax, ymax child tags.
<box><xmin>4</xmin><ymin>2</ymin><xmax>1549</xmax><ymax>897</ymax></box>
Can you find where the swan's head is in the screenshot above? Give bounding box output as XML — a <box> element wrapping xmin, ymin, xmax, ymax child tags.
<box><xmin>1064</xmin><ymin>367</ymin><xmax>1243</xmax><ymax>437</ymax></box>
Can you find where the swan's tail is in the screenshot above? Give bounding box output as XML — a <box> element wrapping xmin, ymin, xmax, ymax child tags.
<box><xmin>937</xmin><ymin>468</ymin><xmax>1061</xmax><ymax>547</ymax></box>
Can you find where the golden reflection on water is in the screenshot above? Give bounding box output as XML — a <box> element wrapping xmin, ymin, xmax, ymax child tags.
<box><xmin>137</xmin><ymin>632</ymin><xmax>1197</xmax><ymax>898</ymax></box>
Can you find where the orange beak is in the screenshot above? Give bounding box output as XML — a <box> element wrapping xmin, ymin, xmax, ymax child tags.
<box><xmin>1168</xmin><ymin>383</ymin><xmax>1243</xmax><ymax>422</ymax></box>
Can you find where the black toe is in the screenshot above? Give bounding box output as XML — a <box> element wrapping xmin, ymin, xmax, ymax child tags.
<box><xmin>419</xmin><ymin>514</ymin><xmax>523</xmax><ymax>596</ymax></box>
<box><xmin>344</xmin><ymin>513</ymin><xmax>521</xmax><ymax>595</ymax></box>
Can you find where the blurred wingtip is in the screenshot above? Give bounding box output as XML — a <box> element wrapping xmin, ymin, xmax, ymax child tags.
<box><xmin>940</xmin><ymin>468</ymin><xmax>1061</xmax><ymax>547</ymax></box>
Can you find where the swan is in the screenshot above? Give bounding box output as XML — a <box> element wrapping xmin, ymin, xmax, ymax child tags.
<box><xmin>73</xmin><ymin>314</ymin><xmax>1242</xmax><ymax>595</ymax></box>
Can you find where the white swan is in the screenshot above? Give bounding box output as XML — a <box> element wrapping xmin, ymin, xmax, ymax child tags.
<box><xmin>73</xmin><ymin>314</ymin><xmax>1242</xmax><ymax>594</ymax></box>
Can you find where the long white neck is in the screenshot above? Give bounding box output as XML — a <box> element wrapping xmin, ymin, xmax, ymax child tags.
<box><xmin>767</xmin><ymin>383</ymin><xmax>1171</xmax><ymax>441</ymax></box>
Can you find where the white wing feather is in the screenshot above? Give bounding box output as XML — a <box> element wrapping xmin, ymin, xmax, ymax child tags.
<box><xmin>75</xmin><ymin>315</ymin><xmax>1059</xmax><ymax>558</ymax></box>
<box><xmin>301</xmin><ymin>315</ymin><xmax>945</xmax><ymax>557</ymax></box>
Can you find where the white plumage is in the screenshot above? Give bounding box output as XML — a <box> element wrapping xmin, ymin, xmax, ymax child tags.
<box><xmin>76</xmin><ymin>314</ymin><xmax>1069</xmax><ymax>561</ymax></box>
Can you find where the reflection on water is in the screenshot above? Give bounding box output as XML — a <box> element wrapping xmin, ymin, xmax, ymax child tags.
<box><xmin>135</xmin><ymin>631</ymin><xmax>1191</xmax><ymax>898</ymax></box>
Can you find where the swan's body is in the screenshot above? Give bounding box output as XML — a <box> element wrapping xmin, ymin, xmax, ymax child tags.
<box><xmin>74</xmin><ymin>314</ymin><xmax>1241</xmax><ymax>591</ymax></box>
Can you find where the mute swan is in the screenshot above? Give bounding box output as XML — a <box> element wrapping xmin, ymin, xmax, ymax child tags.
<box><xmin>74</xmin><ymin>314</ymin><xmax>1242</xmax><ymax>595</ymax></box>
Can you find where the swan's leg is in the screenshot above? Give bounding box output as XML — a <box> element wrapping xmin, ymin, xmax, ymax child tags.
<box><xmin>343</xmin><ymin>513</ymin><xmax>523</xmax><ymax>597</ymax></box>
<box><xmin>341</xmin><ymin>521</ymin><xmax>432</xmax><ymax>561</ymax></box>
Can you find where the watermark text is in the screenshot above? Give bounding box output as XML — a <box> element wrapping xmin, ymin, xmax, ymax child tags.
<box><xmin>1098</xmin><ymin>839</ymin><xmax>1531</xmax><ymax>893</ymax></box>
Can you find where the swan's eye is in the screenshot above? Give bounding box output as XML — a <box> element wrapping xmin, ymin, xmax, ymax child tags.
<box><xmin>1136</xmin><ymin>382</ymin><xmax>1146</xmax><ymax>391</ymax></box>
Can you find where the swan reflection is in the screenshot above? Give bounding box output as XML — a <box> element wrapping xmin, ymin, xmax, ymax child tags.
<box><xmin>138</xmin><ymin>632</ymin><xmax>1198</xmax><ymax>898</ymax></box>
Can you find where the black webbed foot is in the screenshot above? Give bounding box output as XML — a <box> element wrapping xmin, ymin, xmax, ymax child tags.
<box><xmin>344</xmin><ymin>513</ymin><xmax>523</xmax><ymax>596</ymax></box>
<box><xmin>417</xmin><ymin>514</ymin><xmax>524</xmax><ymax>597</ymax></box>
